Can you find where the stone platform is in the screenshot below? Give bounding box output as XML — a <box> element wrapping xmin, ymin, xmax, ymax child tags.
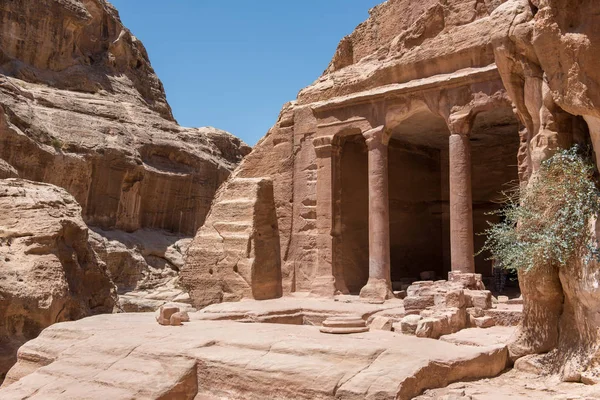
<box><xmin>0</xmin><ymin>313</ymin><xmax>510</xmax><ymax>400</ymax></box>
<box><xmin>193</xmin><ymin>295</ymin><xmax>405</xmax><ymax>325</ymax></box>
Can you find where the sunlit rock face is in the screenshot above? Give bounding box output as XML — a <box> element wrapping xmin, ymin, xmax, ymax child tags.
<box><xmin>184</xmin><ymin>0</ymin><xmax>600</xmax><ymax>383</ymax></box>
<box><xmin>0</xmin><ymin>0</ymin><xmax>250</xmax><ymax>236</ymax></box>
<box><xmin>0</xmin><ymin>179</ymin><xmax>118</xmax><ymax>379</ymax></box>
<box><xmin>0</xmin><ymin>0</ymin><xmax>250</xmax><ymax>380</ymax></box>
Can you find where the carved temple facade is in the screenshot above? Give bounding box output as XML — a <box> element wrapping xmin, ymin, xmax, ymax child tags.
<box><xmin>183</xmin><ymin>64</ymin><xmax>522</xmax><ymax>307</ymax></box>
<box><xmin>308</xmin><ymin>65</ymin><xmax>520</xmax><ymax>302</ymax></box>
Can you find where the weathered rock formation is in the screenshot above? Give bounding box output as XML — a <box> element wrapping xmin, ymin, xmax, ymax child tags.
<box><xmin>182</xmin><ymin>177</ymin><xmax>282</xmax><ymax>308</ymax></box>
<box><xmin>0</xmin><ymin>179</ymin><xmax>117</xmax><ymax>380</ymax></box>
<box><xmin>0</xmin><ymin>0</ymin><xmax>249</xmax><ymax>311</ymax></box>
<box><xmin>89</xmin><ymin>228</ymin><xmax>193</xmax><ymax>312</ymax></box>
<box><xmin>489</xmin><ymin>0</ymin><xmax>600</xmax><ymax>382</ymax></box>
<box><xmin>0</xmin><ymin>0</ymin><xmax>249</xmax><ymax>381</ymax></box>
<box><xmin>0</xmin><ymin>0</ymin><xmax>250</xmax><ymax>235</ymax></box>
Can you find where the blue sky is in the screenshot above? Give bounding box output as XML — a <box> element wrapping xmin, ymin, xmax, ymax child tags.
<box><xmin>109</xmin><ymin>1</ymin><xmax>381</xmax><ymax>145</ymax></box>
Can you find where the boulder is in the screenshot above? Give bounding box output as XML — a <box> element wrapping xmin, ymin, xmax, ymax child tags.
<box><xmin>0</xmin><ymin>179</ymin><xmax>117</xmax><ymax>379</ymax></box>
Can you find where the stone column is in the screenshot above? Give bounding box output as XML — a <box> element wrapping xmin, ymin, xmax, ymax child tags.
<box><xmin>359</xmin><ymin>126</ymin><xmax>393</xmax><ymax>303</ymax></box>
<box><xmin>448</xmin><ymin>132</ymin><xmax>475</xmax><ymax>273</ymax></box>
<box><xmin>311</xmin><ymin>136</ymin><xmax>349</xmax><ymax>297</ymax></box>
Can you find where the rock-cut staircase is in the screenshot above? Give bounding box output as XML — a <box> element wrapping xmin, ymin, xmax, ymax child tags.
<box><xmin>181</xmin><ymin>177</ymin><xmax>283</xmax><ymax>308</ymax></box>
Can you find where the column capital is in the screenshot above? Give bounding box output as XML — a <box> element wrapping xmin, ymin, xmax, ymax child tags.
<box><xmin>313</xmin><ymin>135</ymin><xmax>341</xmax><ymax>158</ymax></box>
<box><xmin>447</xmin><ymin>111</ymin><xmax>474</xmax><ymax>136</ymax></box>
<box><xmin>362</xmin><ymin>125</ymin><xmax>390</xmax><ymax>149</ymax></box>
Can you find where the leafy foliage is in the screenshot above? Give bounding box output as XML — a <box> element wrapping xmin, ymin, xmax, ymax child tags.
<box><xmin>480</xmin><ymin>146</ymin><xmax>600</xmax><ymax>272</ymax></box>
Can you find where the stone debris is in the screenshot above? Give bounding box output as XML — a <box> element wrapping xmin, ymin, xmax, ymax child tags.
<box><xmin>397</xmin><ymin>276</ymin><xmax>507</xmax><ymax>339</ymax></box>
<box><xmin>156</xmin><ymin>305</ymin><xmax>187</xmax><ymax>326</ymax></box>
<box><xmin>368</xmin><ymin>316</ymin><xmax>393</xmax><ymax>331</ymax></box>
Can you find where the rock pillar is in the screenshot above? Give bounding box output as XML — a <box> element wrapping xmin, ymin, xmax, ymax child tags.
<box><xmin>359</xmin><ymin>126</ymin><xmax>393</xmax><ymax>303</ymax></box>
<box><xmin>311</xmin><ymin>136</ymin><xmax>349</xmax><ymax>296</ymax></box>
<box><xmin>448</xmin><ymin>132</ymin><xmax>475</xmax><ymax>273</ymax></box>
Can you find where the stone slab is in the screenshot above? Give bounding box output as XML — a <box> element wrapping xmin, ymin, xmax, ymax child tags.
<box><xmin>440</xmin><ymin>326</ymin><xmax>517</xmax><ymax>348</ymax></box>
<box><xmin>1</xmin><ymin>313</ymin><xmax>509</xmax><ymax>400</ymax></box>
<box><xmin>193</xmin><ymin>296</ymin><xmax>403</xmax><ymax>325</ymax></box>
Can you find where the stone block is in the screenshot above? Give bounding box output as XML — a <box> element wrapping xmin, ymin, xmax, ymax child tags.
<box><xmin>467</xmin><ymin>307</ymin><xmax>484</xmax><ymax>318</ymax></box>
<box><xmin>406</xmin><ymin>281</ymin><xmax>434</xmax><ymax>297</ymax></box>
<box><xmin>398</xmin><ymin>315</ymin><xmax>422</xmax><ymax>335</ymax></box>
<box><xmin>473</xmin><ymin>316</ymin><xmax>495</xmax><ymax>328</ymax></box>
<box><xmin>497</xmin><ymin>295</ymin><xmax>509</xmax><ymax>304</ymax></box>
<box><xmin>156</xmin><ymin>305</ymin><xmax>180</xmax><ymax>326</ymax></box>
<box><xmin>415</xmin><ymin>317</ymin><xmax>441</xmax><ymax>339</ymax></box>
<box><xmin>172</xmin><ymin>311</ymin><xmax>190</xmax><ymax>323</ymax></box>
<box><xmin>448</xmin><ymin>272</ymin><xmax>485</xmax><ymax>290</ymax></box>
<box><xmin>465</xmin><ymin>290</ymin><xmax>492</xmax><ymax>310</ymax></box>
<box><xmin>444</xmin><ymin>308</ymin><xmax>467</xmax><ymax>333</ymax></box>
<box><xmin>369</xmin><ymin>316</ymin><xmax>393</xmax><ymax>331</ymax></box>
<box><xmin>404</xmin><ymin>295</ymin><xmax>434</xmax><ymax>312</ymax></box>
<box><xmin>170</xmin><ymin>313</ymin><xmax>183</xmax><ymax>326</ymax></box>
<box><xmin>434</xmin><ymin>289</ymin><xmax>465</xmax><ymax>308</ymax></box>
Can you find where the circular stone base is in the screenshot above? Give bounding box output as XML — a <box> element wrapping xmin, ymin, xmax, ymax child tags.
<box><xmin>319</xmin><ymin>315</ymin><xmax>368</xmax><ymax>334</ymax></box>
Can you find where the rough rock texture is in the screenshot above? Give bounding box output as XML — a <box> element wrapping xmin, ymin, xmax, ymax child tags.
<box><xmin>0</xmin><ymin>179</ymin><xmax>117</xmax><ymax>380</ymax></box>
<box><xmin>0</xmin><ymin>0</ymin><xmax>249</xmax><ymax>382</ymax></box>
<box><xmin>194</xmin><ymin>296</ymin><xmax>403</xmax><ymax>326</ymax></box>
<box><xmin>0</xmin><ymin>158</ymin><xmax>17</xmax><ymax>179</ymax></box>
<box><xmin>182</xmin><ymin>177</ymin><xmax>282</xmax><ymax>308</ymax></box>
<box><xmin>0</xmin><ymin>0</ymin><xmax>250</xmax><ymax>236</ymax></box>
<box><xmin>89</xmin><ymin>228</ymin><xmax>192</xmax><ymax>311</ymax></box>
<box><xmin>415</xmin><ymin>369</ymin><xmax>600</xmax><ymax>399</ymax></box>
<box><xmin>0</xmin><ymin>313</ymin><xmax>509</xmax><ymax>400</ymax></box>
<box><xmin>489</xmin><ymin>0</ymin><xmax>600</xmax><ymax>381</ymax></box>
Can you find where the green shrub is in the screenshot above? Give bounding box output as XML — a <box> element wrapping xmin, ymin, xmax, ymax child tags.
<box><xmin>51</xmin><ymin>137</ymin><xmax>63</xmax><ymax>149</ymax></box>
<box><xmin>480</xmin><ymin>146</ymin><xmax>600</xmax><ymax>272</ymax></box>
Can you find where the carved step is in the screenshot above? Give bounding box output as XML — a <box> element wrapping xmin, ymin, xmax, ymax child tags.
<box><xmin>210</xmin><ymin>199</ymin><xmax>256</xmax><ymax>222</ymax></box>
<box><xmin>213</xmin><ymin>221</ymin><xmax>252</xmax><ymax>234</ymax></box>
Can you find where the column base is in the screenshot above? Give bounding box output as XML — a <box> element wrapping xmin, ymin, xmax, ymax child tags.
<box><xmin>310</xmin><ymin>275</ymin><xmax>337</xmax><ymax>298</ymax></box>
<box><xmin>359</xmin><ymin>278</ymin><xmax>393</xmax><ymax>304</ymax></box>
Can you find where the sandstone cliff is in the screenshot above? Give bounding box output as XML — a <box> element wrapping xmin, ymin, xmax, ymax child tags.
<box><xmin>0</xmin><ymin>179</ymin><xmax>118</xmax><ymax>380</ymax></box>
<box><xmin>0</xmin><ymin>0</ymin><xmax>250</xmax><ymax>377</ymax></box>
<box><xmin>0</xmin><ymin>0</ymin><xmax>250</xmax><ymax>308</ymax></box>
<box><xmin>0</xmin><ymin>0</ymin><xmax>250</xmax><ymax>236</ymax></box>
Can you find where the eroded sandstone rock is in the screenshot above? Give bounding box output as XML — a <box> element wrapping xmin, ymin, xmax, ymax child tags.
<box><xmin>89</xmin><ymin>228</ymin><xmax>193</xmax><ymax>311</ymax></box>
<box><xmin>0</xmin><ymin>0</ymin><xmax>250</xmax><ymax>236</ymax></box>
<box><xmin>182</xmin><ymin>177</ymin><xmax>282</xmax><ymax>308</ymax></box>
<box><xmin>489</xmin><ymin>0</ymin><xmax>600</xmax><ymax>379</ymax></box>
<box><xmin>0</xmin><ymin>179</ymin><xmax>117</xmax><ymax>379</ymax></box>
